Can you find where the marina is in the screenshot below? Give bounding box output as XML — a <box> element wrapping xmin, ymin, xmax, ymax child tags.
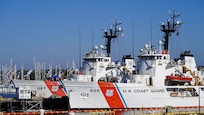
<box><xmin>1</xmin><ymin>9</ymin><xmax>204</xmax><ymax>115</ymax></box>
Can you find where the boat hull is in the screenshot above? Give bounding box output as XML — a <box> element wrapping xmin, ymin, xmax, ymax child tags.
<box><xmin>166</xmin><ymin>75</ymin><xmax>192</xmax><ymax>82</ymax></box>
<box><xmin>11</xmin><ymin>80</ymin><xmax>204</xmax><ymax>109</ymax></box>
<box><xmin>63</xmin><ymin>81</ymin><xmax>204</xmax><ymax>109</ymax></box>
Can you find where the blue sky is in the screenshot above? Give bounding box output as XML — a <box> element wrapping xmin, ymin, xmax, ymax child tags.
<box><xmin>0</xmin><ymin>0</ymin><xmax>204</xmax><ymax>69</ymax></box>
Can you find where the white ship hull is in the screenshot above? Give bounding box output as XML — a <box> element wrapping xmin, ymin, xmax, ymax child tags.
<box><xmin>10</xmin><ymin>80</ymin><xmax>204</xmax><ymax>109</ymax></box>
<box><xmin>63</xmin><ymin>81</ymin><xmax>204</xmax><ymax>109</ymax></box>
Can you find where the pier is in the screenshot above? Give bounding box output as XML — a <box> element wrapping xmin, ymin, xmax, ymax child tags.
<box><xmin>0</xmin><ymin>97</ymin><xmax>70</xmax><ymax>115</ymax></box>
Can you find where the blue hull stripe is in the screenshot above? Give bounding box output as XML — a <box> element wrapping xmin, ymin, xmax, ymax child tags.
<box><xmin>114</xmin><ymin>83</ymin><xmax>128</xmax><ymax>108</ymax></box>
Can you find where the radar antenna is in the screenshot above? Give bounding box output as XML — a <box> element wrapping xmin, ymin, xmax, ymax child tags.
<box><xmin>103</xmin><ymin>18</ymin><xmax>123</xmax><ymax>57</ymax></box>
<box><xmin>160</xmin><ymin>9</ymin><xmax>182</xmax><ymax>52</ymax></box>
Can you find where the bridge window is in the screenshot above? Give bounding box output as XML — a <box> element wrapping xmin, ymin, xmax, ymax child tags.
<box><xmin>104</xmin><ymin>59</ymin><xmax>109</xmax><ymax>62</ymax></box>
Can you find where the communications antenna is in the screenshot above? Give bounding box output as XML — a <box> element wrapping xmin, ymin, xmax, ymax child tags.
<box><xmin>160</xmin><ymin>9</ymin><xmax>182</xmax><ymax>52</ymax></box>
<box><xmin>103</xmin><ymin>18</ymin><xmax>123</xmax><ymax>57</ymax></box>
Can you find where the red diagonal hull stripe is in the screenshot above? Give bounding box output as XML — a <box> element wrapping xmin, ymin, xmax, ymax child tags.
<box><xmin>44</xmin><ymin>80</ymin><xmax>66</xmax><ymax>97</ymax></box>
<box><xmin>98</xmin><ymin>82</ymin><xmax>124</xmax><ymax>108</ymax></box>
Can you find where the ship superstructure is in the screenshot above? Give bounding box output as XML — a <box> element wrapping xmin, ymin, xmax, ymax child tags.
<box><xmin>67</xmin><ymin>19</ymin><xmax>136</xmax><ymax>83</ymax></box>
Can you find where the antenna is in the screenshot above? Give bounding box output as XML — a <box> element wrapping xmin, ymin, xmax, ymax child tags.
<box><xmin>103</xmin><ymin>18</ymin><xmax>123</xmax><ymax>57</ymax></box>
<box><xmin>132</xmin><ymin>20</ymin><xmax>135</xmax><ymax>58</ymax></box>
<box><xmin>150</xmin><ymin>16</ymin><xmax>152</xmax><ymax>49</ymax></box>
<box><xmin>79</xmin><ymin>28</ymin><xmax>81</xmax><ymax>68</ymax></box>
<box><xmin>92</xmin><ymin>24</ymin><xmax>94</xmax><ymax>49</ymax></box>
<box><xmin>160</xmin><ymin>9</ymin><xmax>182</xmax><ymax>52</ymax></box>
